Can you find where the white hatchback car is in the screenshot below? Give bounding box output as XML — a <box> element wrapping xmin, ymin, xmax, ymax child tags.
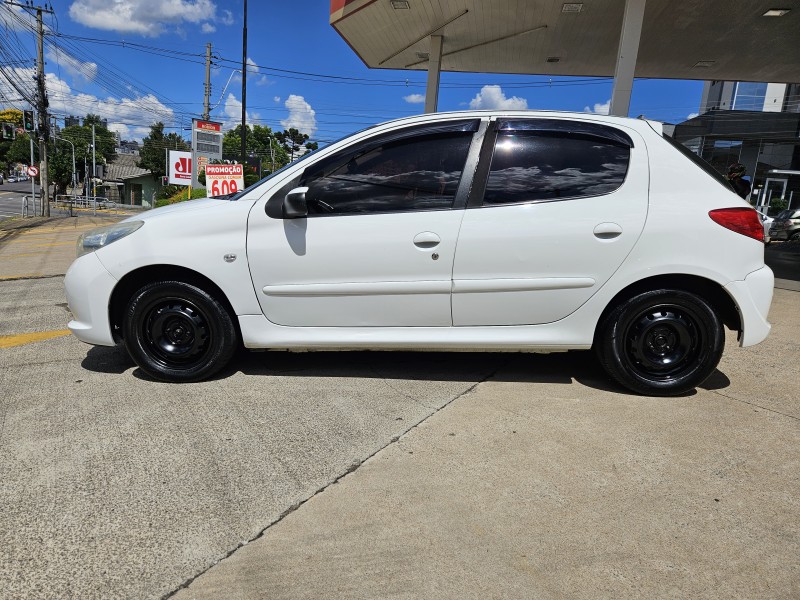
<box><xmin>65</xmin><ymin>111</ymin><xmax>773</xmax><ymax>395</ymax></box>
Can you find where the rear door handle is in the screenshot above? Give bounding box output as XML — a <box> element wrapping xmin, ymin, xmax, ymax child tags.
<box><xmin>413</xmin><ymin>231</ymin><xmax>441</xmax><ymax>249</ymax></box>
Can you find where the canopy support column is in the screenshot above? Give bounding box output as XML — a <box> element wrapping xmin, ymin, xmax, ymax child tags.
<box><xmin>424</xmin><ymin>35</ymin><xmax>443</xmax><ymax>114</ymax></box>
<box><xmin>609</xmin><ymin>0</ymin><xmax>646</xmax><ymax>117</ymax></box>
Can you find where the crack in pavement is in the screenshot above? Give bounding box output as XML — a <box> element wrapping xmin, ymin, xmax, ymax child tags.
<box><xmin>710</xmin><ymin>389</ymin><xmax>799</xmax><ymax>421</ymax></box>
<box><xmin>161</xmin><ymin>362</ymin><xmax>507</xmax><ymax>600</ymax></box>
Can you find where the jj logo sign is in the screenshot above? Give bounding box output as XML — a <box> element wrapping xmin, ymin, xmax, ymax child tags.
<box><xmin>168</xmin><ymin>151</ymin><xmax>193</xmax><ymax>185</ymax></box>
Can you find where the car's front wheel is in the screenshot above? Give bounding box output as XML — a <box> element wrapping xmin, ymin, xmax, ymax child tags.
<box><xmin>123</xmin><ymin>280</ymin><xmax>238</xmax><ymax>382</ymax></box>
<box><xmin>595</xmin><ymin>289</ymin><xmax>724</xmax><ymax>396</ymax></box>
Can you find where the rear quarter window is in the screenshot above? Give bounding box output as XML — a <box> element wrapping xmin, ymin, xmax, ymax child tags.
<box><xmin>483</xmin><ymin>130</ymin><xmax>631</xmax><ymax>205</ymax></box>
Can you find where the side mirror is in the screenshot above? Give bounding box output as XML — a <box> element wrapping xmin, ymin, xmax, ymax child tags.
<box><xmin>283</xmin><ymin>186</ymin><xmax>309</xmax><ymax>218</ymax></box>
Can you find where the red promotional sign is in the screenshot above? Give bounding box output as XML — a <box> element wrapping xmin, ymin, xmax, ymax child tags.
<box><xmin>206</xmin><ymin>164</ymin><xmax>243</xmax><ymax>177</ymax></box>
<box><xmin>195</xmin><ymin>120</ymin><xmax>221</xmax><ymax>132</ymax></box>
<box><xmin>206</xmin><ymin>164</ymin><xmax>244</xmax><ymax>198</ymax></box>
<box><xmin>168</xmin><ymin>150</ymin><xmax>192</xmax><ymax>185</ymax></box>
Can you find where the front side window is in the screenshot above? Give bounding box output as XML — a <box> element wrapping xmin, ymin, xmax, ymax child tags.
<box><xmin>483</xmin><ymin>131</ymin><xmax>631</xmax><ymax>205</ymax></box>
<box><xmin>300</xmin><ymin>132</ymin><xmax>473</xmax><ymax>215</ymax></box>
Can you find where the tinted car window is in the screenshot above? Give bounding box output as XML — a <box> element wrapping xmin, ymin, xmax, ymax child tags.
<box><xmin>301</xmin><ymin>132</ymin><xmax>473</xmax><ymax>215</ymax></box>
<box><xmin>483</xmin><ymin>131</ymin><xmax>630</xmax><ymax>205</ymax></box>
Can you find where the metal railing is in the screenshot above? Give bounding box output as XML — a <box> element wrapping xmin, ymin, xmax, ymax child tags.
<box><xmin>22</xmin><ymin>194</ymin><xmax>41</xmax><ymax>217</ymax></box>
<box><xmin>54</xmin><ymin>195</ymin><xmax>116</xmax><ymax>216</ymax></box>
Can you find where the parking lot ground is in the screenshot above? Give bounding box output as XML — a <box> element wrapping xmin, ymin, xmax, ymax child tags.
<box><xmin>0</xmin><ymin>216</ymin><xmax>798</xmax><ymax>599</ymax></box>
<box><xmin>174</xmin><ymin>292</ymin><xmax>800</xmax><ymax>600</ymax></box>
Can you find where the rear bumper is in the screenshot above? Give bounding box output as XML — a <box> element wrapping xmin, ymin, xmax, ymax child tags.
<box><xmin>64</xmin><ymin>252</ymin><xmax>118</xmax><ymax>346</ymax></box>
<box><xmin>724</xmin><ymin>266</ymin><xmax>774</xmax><ymax>347</ymax></box>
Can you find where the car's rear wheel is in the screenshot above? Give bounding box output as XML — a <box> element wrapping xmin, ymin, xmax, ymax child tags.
<box><xmin>123</xmin><ymin>280</ymin><xmax>238</xmax><ymax>382</ymax></box>
<box><xmin>595</xmin><ymin>289</ymin><xmax>724</xmax><ymax>396</ymax></box>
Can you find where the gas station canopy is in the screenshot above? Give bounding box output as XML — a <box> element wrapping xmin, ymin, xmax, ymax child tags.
<box><xmin>330</xmin><ymin>0</ymin><xmax>800</xmax><ymax>114</ymax></box>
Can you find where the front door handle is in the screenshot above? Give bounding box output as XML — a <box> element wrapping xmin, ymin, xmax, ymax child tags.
<box><xmin>413</xmin><ymin>231</ymin><xmax>441</xmax><ymax>249</ymax></box>
<box><xmin>593</xmin><ymin>222</ymin><xmax>623</xmax><ymax>239</ymax></box>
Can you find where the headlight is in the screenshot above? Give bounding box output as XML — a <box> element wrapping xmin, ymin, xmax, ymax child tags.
<box><xmin>77</xmin><ymin>221</ymin><xmax>144</xmax><ymax>257</ymax></box>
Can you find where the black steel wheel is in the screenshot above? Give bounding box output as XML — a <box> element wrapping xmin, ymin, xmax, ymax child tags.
<box><xmin>123</xmin><ymin>280</ymin><xmax>238</xmax><ymax>382</ymax></box>
<box><xmin>595</xmin><ymin>289</ymin><xmax>724</xmax><ymax>396</ymax></box>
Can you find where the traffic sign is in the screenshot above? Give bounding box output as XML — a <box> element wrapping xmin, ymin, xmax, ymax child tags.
<box><xmin>27</xmin><ymin>165</ymin><xmax>39</xmax><ymax>177</ymax></box>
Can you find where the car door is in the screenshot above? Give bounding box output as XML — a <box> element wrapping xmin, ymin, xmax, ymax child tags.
<box><xmin>452</xmin><ymin>118</ymin><xmax>649</xmax><ymax>326</ymax></box>
<box><xmin>247</xmin><ymin>119</ymin><xmax>484</xmax><ymax>327</ymax></box>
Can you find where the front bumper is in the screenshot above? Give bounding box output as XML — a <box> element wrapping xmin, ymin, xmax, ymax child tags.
<box><xmin>724</xmin><ymin>266</ymin><xmax>774</xmax><ymax>347</ymax></box>
<box><xmin>64</xmin><ymin>252</ymin><xmax>118</xmax><ymax>346</ymax></box>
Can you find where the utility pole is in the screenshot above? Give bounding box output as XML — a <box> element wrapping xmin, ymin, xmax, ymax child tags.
<box><xmin>91</xmin><ymin>123</ymin><xmax>96</xmax><ymax>205</ymax></box>
<box><xmin>7</xmin><ymin>1</ymin><xmax>55</xmax><ymax>215</ymax></box>
<box><xmin>203</xmin><ymin>42</ymin><xmax>212</xmax><ymax>121</ymax></box>
<box><xmin>35</xmin><ymin>5</ymin><xmax>52</xmax><ymax>216</ymax></box>
<box><xmin>240</xmin><ymin>0</ymin><xmax>248</xmax><ymax>166</ymax></box>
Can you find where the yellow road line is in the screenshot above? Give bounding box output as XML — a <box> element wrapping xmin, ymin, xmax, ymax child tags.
<box><xmin>0</xmin><ymin>251</ymin><xmax>67</xmax><ymax>258</ymax></box>
<box><xmin>0</xmin><ymin>274</ymin><xmax>40</xmax><ymax>280</ymax></box>
<box><xmin>0</xmin><ymin>329</ymin><xmax>71</xmax><ymax>349</ymax></box>
<box><xmin>19</xmin><ymin>241</ymin><xmax>75</xmax><ymax>248</ymax></box>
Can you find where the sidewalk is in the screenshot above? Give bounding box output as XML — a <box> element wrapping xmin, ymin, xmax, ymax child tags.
<box><xmin>0</xmin><ymin>215</ymin><xmax>123</xmax><ymax>279</ymax></box>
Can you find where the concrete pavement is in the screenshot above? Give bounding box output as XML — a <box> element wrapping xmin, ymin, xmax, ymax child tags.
<box><xmin>0</xmin><ymin>215</ymin><xmax>798</xmax><ymax>599</ymax></box>
<box><xmin>172</xmin><ymin>291</ymin><xmax>800</xmax><ymax>600</ymax></box>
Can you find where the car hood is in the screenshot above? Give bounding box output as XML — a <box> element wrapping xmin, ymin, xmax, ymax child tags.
<box><xmin>121</xmin><ymin>198</ymin><xmax>242</xmax><ymax>223</ymax></box>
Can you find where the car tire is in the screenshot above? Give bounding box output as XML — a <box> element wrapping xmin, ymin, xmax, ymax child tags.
<box><xmin>595</xmin><ymin>289</ymin><xmax>724</xmax><ymax>396</ymax></box>
<box><xmin>123</xmin><ymin>280</ymin><xmax>238</xmax><ymax>382</ymax></box>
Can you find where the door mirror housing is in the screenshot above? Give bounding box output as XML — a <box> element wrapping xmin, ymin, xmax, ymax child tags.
<box><xmin>283</xmin><ymin>187</ymin><xmax>309</xmax><ymax>218</ymax></box>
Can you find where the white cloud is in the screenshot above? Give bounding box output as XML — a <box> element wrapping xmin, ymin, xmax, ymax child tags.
<box><xmin>281</xmin><ymin>95</ymin><xmax>317</xmax><ymax>137</ymax></box>
<box><xmin>0</xmin><ymin>68</ymin><xmax>177</xmax><ymax>141</ymax></box>
<box><xmin>687</xmin><ymin>112</ymin><xmax>699</xmax><ymax>120</ymax></box>
<box><xmin>0</xmin><ymin>4</ymin><xmax>37</xmax><ymax>30</ymax></box>
<box><xmin>201</xmin><ymin>23</ymin><xmax>216</xmax><ymax>33</ymax></box>
<box><xmin>68</xmin><ymin>0</ymin><xmax>219</xmax><ymax>37</ymax></box>
<box><xmin>46</xmin><ymin>48</ymin><xmax>98</xmax><ymax>83</ymax></box>
<box><xmin>403</xmin><ymin>93</ymin><xmax>425</xmax><ymax>104</ymax></box>
<box><xmin>232</xmin><ymin>58</ymin><xmax>269</xmax><ymax>86</ymax></box>
<box><xmin>220</xmin><ymin>93</ymin><xmax>260</xmax><ymax>131</ymax></box>
<box><xmin>584</xmin><ymin>99</ymin><xmax>610</xmax><ymax>115</ymax></box>
<box><xmin>273</xmin><ymin>96</ymin><xmax>281</xmax><ymax>103</ymax></box>
<box><xmin>221</xmin><ymin>9</ymin><xmax>234</xmax><ymax>25</ymax></box>
<box><xmin>468</xmin><ymin>85</ymin><xmax>528</xmax><ymax>110</ymax></box>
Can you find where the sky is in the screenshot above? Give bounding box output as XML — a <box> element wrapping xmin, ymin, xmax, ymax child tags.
<box><xmin>0</xmin><ymin>0</ymin><xmax>705</xmax><ymax>145</ymax></box>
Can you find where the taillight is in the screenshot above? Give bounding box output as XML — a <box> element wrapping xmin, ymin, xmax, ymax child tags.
<box><xmin>708</xmin><ymin>208</ymin><xmax>764</xmax><ymax>242</ymax></box>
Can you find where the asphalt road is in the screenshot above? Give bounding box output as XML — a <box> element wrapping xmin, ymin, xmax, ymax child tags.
<box><xmin>1</xmin><ymin>217</ymin><xmax>798</xmax><ymax>599</ymax></box>
<box><xmin>0</xmin><ymin>180</ymin><xmax>40</xmax><ymax>220</ymax></box>
<box><xmin>765</xmin><ymin>240</ymin><xmax>800</xmax><ymax>281</ymax></box>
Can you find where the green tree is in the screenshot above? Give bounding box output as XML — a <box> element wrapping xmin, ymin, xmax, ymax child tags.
<box><xmin>138</xmin><ymin>122</ymin><xmax>189</xmax><ymax>180</ymax></box>
<box><xmin>47</xmin><ymin>118</ymin><xmax>116</xmax><ymax>194</ymax></box>
<box><xmin>275</xmin><ymin>128</ymin><xmax>310</xmax><ymax>162</ymax></box>
<box><xmin>7</xmin><ymin>132</ymin><xmax>36</xmax><ymax>165</ymax></box>
<box><xmin>0</xmin><ymin>109</ymin><xmax>24</xmax><ymax>173</ymax></box>
<box><xmin>221</xmin><ymin>124</ymin><xmax>289</xmax><ymax>177</ymax></box>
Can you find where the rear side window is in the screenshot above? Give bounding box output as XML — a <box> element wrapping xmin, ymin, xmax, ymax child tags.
<box><xmin>483</xmin><ymin>131</ymin><xmax>630</xmax><ymax>205</ymax></box>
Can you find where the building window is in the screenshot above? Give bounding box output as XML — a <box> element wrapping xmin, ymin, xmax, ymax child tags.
<box><xmin>732</xmin><ymin>82</ymin><xmax>768</xmax><ymax>111</ymax></box>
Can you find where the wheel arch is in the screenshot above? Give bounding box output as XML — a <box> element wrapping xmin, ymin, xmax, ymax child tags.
<box><xmin>109</xmin><ymin>264</ymin><xmax>240</xmax><ymax>343</ymax></box>
<box><xmin>593</xmin><ymin>274</ymin><xmax>742</xmax><ymax>344</ymax></box>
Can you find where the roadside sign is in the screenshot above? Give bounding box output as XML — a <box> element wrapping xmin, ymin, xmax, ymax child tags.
<box><xmin>168</xmin><ymin>150</ymin><xmax>192</xmax><ymax>185</ymax></box>
<box><xmin>206</xmin><ymin>164</ymin><xmax>244</xmax><ymax>198</ymax></box>
<box><xmin>27</xmin><ymin>165</ymin><xmax>39</xmax><ymax>177</ymax></box>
